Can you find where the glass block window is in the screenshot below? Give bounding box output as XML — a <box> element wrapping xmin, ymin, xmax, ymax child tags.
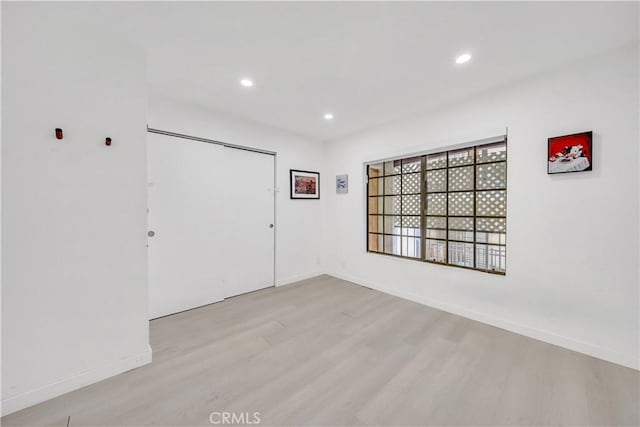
<box><xmin>367</xmin><ymin>139</ymin><xmax>507</xmax><ymax>274</ymax></box>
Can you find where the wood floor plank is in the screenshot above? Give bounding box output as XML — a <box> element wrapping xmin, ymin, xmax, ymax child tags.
<box><xmin>3</xmin><ymin>275</ymin><xmax>638</xmax><ymax>426</ymax></box>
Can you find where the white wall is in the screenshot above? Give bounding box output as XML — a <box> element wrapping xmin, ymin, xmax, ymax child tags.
<box><xmin>1</xmin><ymin>4</ymin><xmax>151</xmax><ymax>415</ymax></box>
<box><xmin>1</xmin><ymin>5</ymin><xmax>636</xmax><ymax>420</ymax></box>
<box><xmin>324</xmin><ymin>44</ymin><xmax>640</xmax><ymax>370</ymax></box>
<box><xmin>147</xmin><ymin>96</ymin><xmax>326</xmax><ymax>286</ymax></box>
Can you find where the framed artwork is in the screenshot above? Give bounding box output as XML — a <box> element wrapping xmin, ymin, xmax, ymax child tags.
<box><xmin>548</xmin><ymin>131</ymin><xmax>593</xmax><ymax>174</ymax></box>
<box><xmin>290</xmin><ymin>169</ymin><xmax>320</xmax><ymax>199</ymax></box>
<box><xmin>336</xmin><ymin>174</ymin><xmax>348</xmax><ymax>194</ymax></box>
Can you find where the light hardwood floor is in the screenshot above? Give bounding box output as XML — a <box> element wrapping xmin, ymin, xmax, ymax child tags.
<box><xmin>3</xmin><ymin>275</ymin><xmax>639</xmax><ymax>426</ymax></box>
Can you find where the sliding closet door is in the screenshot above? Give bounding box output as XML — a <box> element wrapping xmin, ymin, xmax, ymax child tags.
<box><xmin>147</xmin><ymin>132</ymin><xmax>276</xmax><ymax>319</ymax></box>
<box><xmin>147</xmin><ymin>133</ymin><xmax>226</xmax><ymax>319</ymax></box>
<box><xmin>222</xmin><ymin>146</ymin><xmax>275</xmax><ymax>297</ymax></box>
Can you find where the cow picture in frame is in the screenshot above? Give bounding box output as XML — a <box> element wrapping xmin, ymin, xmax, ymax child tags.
<box><xmin>548</xmin><ymin>131</ymin><xmax>593</xmax><ymax>174</ymax></box>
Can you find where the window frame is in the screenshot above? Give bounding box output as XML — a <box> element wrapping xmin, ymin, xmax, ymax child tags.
<box><xmin>366</xmin><ymin>157</ymin><xmax>423</xmax><ymax>259</ymax></box>
<box><xmin>366</xmin><ymin>138</ymin><xmax>507</xmax><ymax>275</ymax></box>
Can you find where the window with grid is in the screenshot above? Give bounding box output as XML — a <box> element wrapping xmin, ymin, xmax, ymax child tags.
<box><xmin>367</xmin><ymin>139</ymin><xmax>507</xmax><ymax>274</ymax></box>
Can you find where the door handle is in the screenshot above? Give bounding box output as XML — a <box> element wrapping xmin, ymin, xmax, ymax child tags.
<box><xmin>148</xmin><ymin>230</ymin><xmax>155</xmax><ymax>237</ymax></box>
<box><xmin>269</xmin><ymin>224</ymin><xmax>274</xmax><ymax>228</ymax></box>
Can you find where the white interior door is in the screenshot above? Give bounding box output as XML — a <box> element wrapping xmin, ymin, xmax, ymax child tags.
<box><xmin>222</xmin><ymin>146</ymin><xmax>275</xmax><ymax>297</ymax></box>
<box><xmin>147</xmin><ymin>133</ymin><xmax>226</xmax><ymax>318</ymax></box>
<box><xmin>147</xmin><ymin>132</ymin><xmax>275</xmax><ymax>319</ymax></box>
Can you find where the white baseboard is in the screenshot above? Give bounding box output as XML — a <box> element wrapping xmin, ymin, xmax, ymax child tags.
<box><xmin>275</xmin><ymin>271</ymin><xmax>324</xmax><ymax>287</ymax></box>
<box><xmin>1</xmin><ymin>346</ymin><xmax>153</xmax><ymax>417</ymax></box>
<box><xmin>327</xmin><ymin>271</ymin><xmax>640</xmax><ymax>371</ymax></box>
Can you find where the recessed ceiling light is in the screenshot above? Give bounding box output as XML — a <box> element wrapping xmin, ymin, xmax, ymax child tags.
<box><xmin>240</xmin><ymin>78</ymin><xmax>254</xmax><ymax>87</ymax></box>
<box><xmin>324</xmin><ymin>113</ymin><xmax>334</xmax><ymax>120</ymax></box>
<box><xmin>455</xmin><ymin>53</ymin><xmax>472</xmax><ymax>64</ymax></box>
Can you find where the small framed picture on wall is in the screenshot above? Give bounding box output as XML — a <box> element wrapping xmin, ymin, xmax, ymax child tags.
<box><xmin>290</xmin><ymin>169</ymin><xmax>320</xmax><ymax>199</ymax></box>
<box><xmin>336</xmin><ymin>174</ymin><xmax>348</xmax><ymax>194</ymax></box>
<box><xmin>548</xmin><ymin>131</ymin><xmax>593</xmax><ymax>174</ymax></box>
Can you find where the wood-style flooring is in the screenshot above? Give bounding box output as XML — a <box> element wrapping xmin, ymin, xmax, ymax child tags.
<box><xmin>3</xmin><ymin>275</ymin><xmax>639</xmax><ymax>426</ymax></box>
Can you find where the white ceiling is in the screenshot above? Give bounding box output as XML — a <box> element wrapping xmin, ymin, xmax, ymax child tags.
<box><xmin>9</xmin><ymin>2</ymin><xmax>639</xmax><ymax>141</ymax></box>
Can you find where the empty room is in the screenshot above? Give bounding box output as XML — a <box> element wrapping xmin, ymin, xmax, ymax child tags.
<box><xmin>2</xmin><ymin>1</ymin><xmax>639</xmax><ymax>426</ymax></box>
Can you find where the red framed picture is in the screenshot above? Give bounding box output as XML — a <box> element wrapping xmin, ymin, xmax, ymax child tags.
<box><xmin>547</xmin><ymin>131</ymin><xmax>592</xmax><ymax>174</ymax></box>
<box><xmin>290</xmin><ymin>169</ymin><xmax>320</xmax><ymax>199</ymax></box>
